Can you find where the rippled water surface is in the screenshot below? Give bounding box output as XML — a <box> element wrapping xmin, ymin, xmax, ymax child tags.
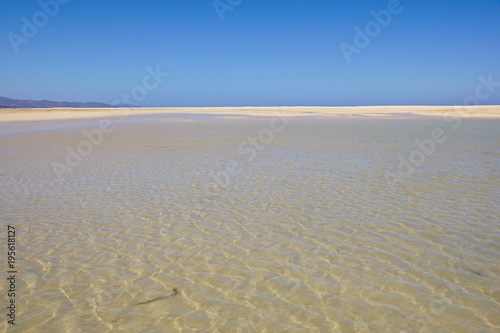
<box><xmin>1</xmin><ymin>114</ymin><xmax>499</xmax><ymax>332</ymax></box>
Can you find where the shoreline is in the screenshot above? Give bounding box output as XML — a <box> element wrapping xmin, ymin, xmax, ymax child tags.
<box><xmin>0</xmin><ymin>106</ymin><xmax>500</xmax><ymax>123</ymax></box>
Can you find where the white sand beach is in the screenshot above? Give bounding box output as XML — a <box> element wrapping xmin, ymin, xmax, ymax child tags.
<box><xmin>1</xmin><ymin>105</ymin><xmax>500</xmax><ymax>123</ymax></box>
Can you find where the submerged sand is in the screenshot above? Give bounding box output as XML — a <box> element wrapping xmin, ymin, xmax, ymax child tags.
<box><xmin>0</xmin><ymin>105</ymin><xmax>499</xmax><ymax>122</ymax></box>
<box><xmin>1</xmin><ymin>116</ymin><xmax>499</xmax><ymax>331</ymax></box>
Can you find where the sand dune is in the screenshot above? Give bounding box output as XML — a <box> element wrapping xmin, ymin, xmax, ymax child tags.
<box><xmin>0</xmin><ymin>105</ymin><xmax>499</xmax><ymax>122</ymax></box>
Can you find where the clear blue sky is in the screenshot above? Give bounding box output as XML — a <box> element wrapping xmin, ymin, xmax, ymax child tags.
<box><xmin>1</xmin><ymin>0</ymin><xmax>499</xmax><ymax>107</ymax></box>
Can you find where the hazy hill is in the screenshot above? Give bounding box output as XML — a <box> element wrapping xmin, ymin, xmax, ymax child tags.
<box><xmin>0</xmin><ymin>96</ymin><xmax>127</xmax><ymax>108</ymax></box>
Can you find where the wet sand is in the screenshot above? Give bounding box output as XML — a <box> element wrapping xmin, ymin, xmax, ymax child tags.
<box><xmin>0</xmin><ymin>105</ymin><xmax>500</xmax><ymax>123</ymax></box>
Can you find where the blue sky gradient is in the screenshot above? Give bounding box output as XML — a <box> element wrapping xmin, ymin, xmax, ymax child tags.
<box><xmin>1</xmin><ymin>0</ymin><xmax>500</xmax><ymax>106</ymax></box>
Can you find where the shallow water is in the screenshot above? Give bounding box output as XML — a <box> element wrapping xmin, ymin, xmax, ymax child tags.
<box><xmin>0</xmin><ymin>114</ymin><xmax>499</xmax><ymax>332</ymax></box>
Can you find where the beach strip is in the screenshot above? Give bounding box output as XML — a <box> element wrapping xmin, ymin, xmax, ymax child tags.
<box><xmin>0</xmin><ymin>105</ymin><xmax>500</xmax><ymax>123</ymax></box>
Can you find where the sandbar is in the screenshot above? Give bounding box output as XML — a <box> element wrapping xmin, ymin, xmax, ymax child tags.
<box><xmin>0</xmin><ymin>105</ymin><xmax>499</xmax><ymax>123</ymax></box>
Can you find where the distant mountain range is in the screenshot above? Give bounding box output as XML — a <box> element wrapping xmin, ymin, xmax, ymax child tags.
<box><xmin>0</xmin><ymin>96</ymin><xmax>131</xmax><ymax>108</ymax></box>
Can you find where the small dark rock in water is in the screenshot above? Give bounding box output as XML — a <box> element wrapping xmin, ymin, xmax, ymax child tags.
<box><xmin>137</xmin><ymin>288</ymin><xmax>179</xmax><ymax>305</ymax></box>
<box><xmin>466</xmin><ymin>269</ymin><xmax>483</xmax><ymax>277</ymax></box>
